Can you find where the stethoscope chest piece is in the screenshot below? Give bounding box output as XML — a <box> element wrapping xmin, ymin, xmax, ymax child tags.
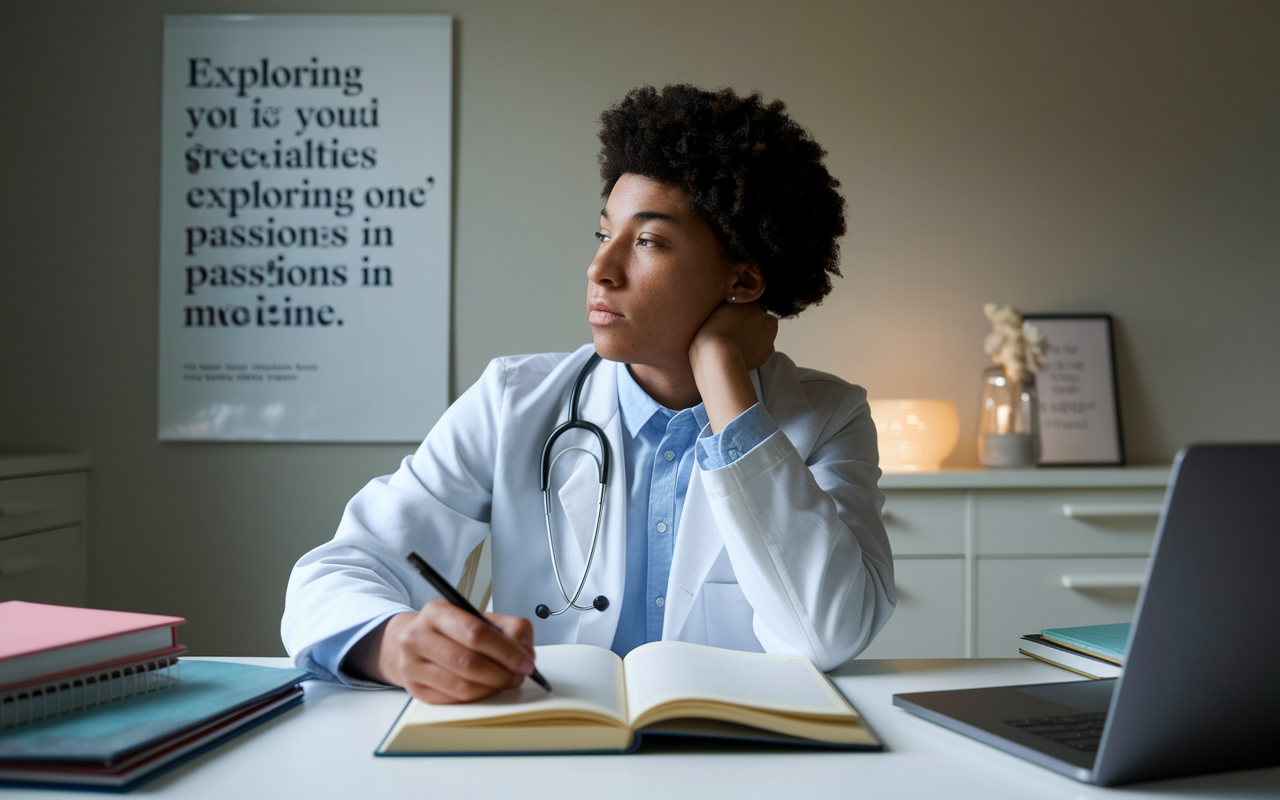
<box><xmin>537</xmin><ymin>353</ymin><xmax>612</xmax><ymax>619</ymax></box>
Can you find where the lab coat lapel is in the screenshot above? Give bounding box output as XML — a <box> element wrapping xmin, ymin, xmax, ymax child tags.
<box><xmin>759</xmin><ymin>354</ymin><xmax>818</xmax><ymax>460</ymax></box>
<box><xmin>661</xmin><ymin>465</ymin><xmax>724</xmax><ymax>640</ymax></box>
<box><xmin>556</xmin><ymin>458</ymin><xmax>603</xmax><ymax>568</ymax></box>
<box><xmin>658</xmin><ymin>355</ymin><xmax>810</xmax><ymax>640</ymax></box>
<box><xmin>554</xmin><ymin>358</ymin><xmax>626</xmax><ymax>648</ymax></box>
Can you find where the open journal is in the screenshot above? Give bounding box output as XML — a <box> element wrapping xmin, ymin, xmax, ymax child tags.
<box><xmin>376</xmin><ymin>641</ymin><xmax>880</xmax><ymax>755</ymax></box>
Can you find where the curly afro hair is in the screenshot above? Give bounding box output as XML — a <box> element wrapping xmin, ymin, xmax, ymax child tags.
<box><xmin>598</xmin><ymin>84</ymin><xmax>846</xmax><ymax>318</ymax></box>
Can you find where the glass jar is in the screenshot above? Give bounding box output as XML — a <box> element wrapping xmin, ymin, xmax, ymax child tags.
<box><xmin>978</xmin><ymin>365</ymin><xmax>1041</xmax><ymax>468</ymax></box>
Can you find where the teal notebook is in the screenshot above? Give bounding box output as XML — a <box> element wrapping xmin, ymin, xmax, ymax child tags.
<box><xmin>0</xmin><ymin>660</ymin><xmax>308</xmax><ymax>762</ymax></box>
<box><xmin>1040</xmin><ymin>623</ymin><xmax>1130</xmax><ymax>665</ymax></box>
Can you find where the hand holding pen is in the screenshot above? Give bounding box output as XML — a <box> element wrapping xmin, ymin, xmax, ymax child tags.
<box><xmin>406</xmin><ymin>551</ymin><xmax>551</xmax><ymax>692</ymax></box>
<box><xmin>343</xmin><ymin>552</ymin><xmax>551</xmax><ymax>702</ymax></box>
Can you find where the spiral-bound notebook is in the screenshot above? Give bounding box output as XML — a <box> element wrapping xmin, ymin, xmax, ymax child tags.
<box><xmin>1</xmin><ymin>657</ymin><xmax>183</xmax><ymax>729</ymax></box>
<box><xmin>0</xmin><ymin>601</ymin><xmax>189</xmax><ymax>729</ymax></box>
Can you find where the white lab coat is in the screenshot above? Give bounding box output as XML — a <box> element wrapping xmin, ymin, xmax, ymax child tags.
<box><xmin>282</xmin><ymin>345</ymin><xmax>894</xmax><ymax>678</ymax></box>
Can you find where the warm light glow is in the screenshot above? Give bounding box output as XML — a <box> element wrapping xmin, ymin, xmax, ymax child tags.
<box><xmin>868</xmin><ymin>399</ymin><xmax>960</xmax><ymax>472</ymax></box>
<box><xmin>995</xmin><ymin>404</ymin><xmax>1012</xmax><ymax>434</ymax></box>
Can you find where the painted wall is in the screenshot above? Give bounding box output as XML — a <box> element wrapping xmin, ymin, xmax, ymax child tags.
<box><xmin>2</xmin><ymin>0</ymin><xmax>1276</xmax><ymax>655</ymax></box>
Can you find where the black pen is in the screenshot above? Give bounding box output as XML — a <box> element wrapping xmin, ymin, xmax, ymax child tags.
<box><xmin>406</xmin><ymin>551</ymin><xmax>552</xmax><ymax>692</ymax></box>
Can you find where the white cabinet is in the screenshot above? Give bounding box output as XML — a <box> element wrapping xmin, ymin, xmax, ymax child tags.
<box><xmin>867</xmin><ymin>467</ymin><xmax>1169</xmax><ymax>659</ymax></box>
<box><xmin>975</xmin><ymin>556</ymin><xmax>1149</xmax><ymax>656</ymax></box>
<box><xmin>881</xmin><ymin>491</ymin><xmax>965</xmax><ymax>555</ymax></box>
<box><xmin>859</xmin><ymin>557</ymin><xmax>966</xmax><ymax>658</ymax></box>
<box><xmin>0</xmin><ymin>454</ymin><xmax>90</xmax><ymax>605</ymax></box>
<box><xmin>975</xmin><ymin>488</ymin><xmax>1164</xmax><ymax>555</ymax></box>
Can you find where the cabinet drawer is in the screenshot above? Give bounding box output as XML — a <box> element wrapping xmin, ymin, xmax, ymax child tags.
<box><xmin>975</xmin><ymin>556</ymin><xmax>1146</xmax><ymax>657</ymax></box>
<box><xmin>880</xmin><ymin>490</ymin><xmax>965</xmax><ymax>556</ymax></box>
<box><xmin>0</xmin><ymin>524</ymin><xmax>88</xmax><ymax>605</ymax></box>
<box><xmin>976</xmin><ymin>489</ymin><xmax>1163</xmax><ymax>556</ymax></box>
<box><xmin>858</xmin><ymin>558</ymin><xmax>965</xmax><ymax>659</ymax></box>
<box><xmin>0</xmin><ymin>473</ymin><xmax>88</xmax><ymax>541</ymax></box>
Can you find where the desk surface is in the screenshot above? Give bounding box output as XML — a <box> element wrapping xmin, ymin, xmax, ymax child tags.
<box><xmin>9</xmin><ymin>657</ymin><xmax>1277</xmax><ymax>799</ymax></box>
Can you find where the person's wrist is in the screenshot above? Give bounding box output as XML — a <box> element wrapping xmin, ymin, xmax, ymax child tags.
<box><xmin>691</xmin><ymin>340</ymin><xmax>754</xmax><ymax>433</ymax></box>
<box><xmin>375</xmin><ymin>612</ymin><xmax>417</xmax><ymax>687</ymax></box>
<box><xmin>689</xmin><ymin>333</ymin><xmax>742</xmax><ymax>377</ymax></box>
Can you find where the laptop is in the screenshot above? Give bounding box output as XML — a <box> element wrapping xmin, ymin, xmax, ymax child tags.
<box><xmin>893</xmin><ymin>444</ymin><xmax>1280</xmax><ymax>786</ymax></box>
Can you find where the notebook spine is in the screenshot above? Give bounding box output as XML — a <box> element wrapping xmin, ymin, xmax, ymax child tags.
<box><xmin>0</xmin><ymin>657</ymin><xmax>182</xmax><ymax>729</ymax></box>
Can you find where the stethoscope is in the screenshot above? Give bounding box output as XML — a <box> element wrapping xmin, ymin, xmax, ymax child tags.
<box><xmin>535</xmin><ymin>353</ymin><xmax>612</xmax><ymax>619</ymax></box>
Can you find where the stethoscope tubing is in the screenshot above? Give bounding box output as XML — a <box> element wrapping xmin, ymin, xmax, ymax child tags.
<box><xmin>536</xmin><ymin>353</ymin><xmax>611</xmax><ymax>618</ymax></box>
<box><xmin>540</xmin><ymin>450</ymin><xmax>607</xmax><ymax>614</ymax></box>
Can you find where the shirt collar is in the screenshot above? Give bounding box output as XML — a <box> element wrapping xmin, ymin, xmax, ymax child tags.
<box><xmin>616</xmin><ymin>361</ymin><xmax>709</xmax><ymax>438</ymax></box>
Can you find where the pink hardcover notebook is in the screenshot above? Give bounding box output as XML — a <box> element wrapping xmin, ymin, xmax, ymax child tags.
<box><xmin>0</xmin><ymin>602</ymin><xmax>186</xmax><ymax>690</ymax></box>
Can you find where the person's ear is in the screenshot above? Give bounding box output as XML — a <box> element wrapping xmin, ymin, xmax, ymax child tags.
<box><xmin>727</xmin><ymin>263</ymin><xmax>765</xmax><ymax>304</ymax></box>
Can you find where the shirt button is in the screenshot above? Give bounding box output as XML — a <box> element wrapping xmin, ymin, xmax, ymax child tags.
<box><xmin>656</xmin><ymin>522</ymin><xmax>667</xmax><ymax>533</ymax></box>
<box><xmin>655</xmin><ymin>597</ymin><xmax>665</xmax><ymax>607</ymax></box>
<box><xmin>664</xmin><ymin>451</ymin><xmax>675</xmax><ymax>461</ymax></box>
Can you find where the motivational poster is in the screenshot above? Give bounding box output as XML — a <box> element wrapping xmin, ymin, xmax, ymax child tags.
<box><xmin>158</xmin><ymin>15</ymin><xmax>452</xmax><ymax>440</ymax></box>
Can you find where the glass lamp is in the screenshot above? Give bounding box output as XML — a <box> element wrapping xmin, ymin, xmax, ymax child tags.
<box><xmin>868</xmin><ymin>399</ymin><xmax>960</xmax><ymax>472</ymax></box>
<box><xmin>977</xmin><ymin>366</ymin><xmax>1041</xmax><ymax>467</ymax></box>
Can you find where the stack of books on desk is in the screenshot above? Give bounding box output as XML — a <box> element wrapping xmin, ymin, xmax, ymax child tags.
<box><xmin>1018</xmin><ymin>623</ymin><xmax>1128</xmax><ymax>680</ymax></box>
<box><xmin>0</xmin><ymin>602</ymin><xmax>308</xmax><ymax>791</ymax></box>
<box><xmin>1</xmin><ymin>601</ymin><xmax>189</xmax><ymax>728</ymax></box>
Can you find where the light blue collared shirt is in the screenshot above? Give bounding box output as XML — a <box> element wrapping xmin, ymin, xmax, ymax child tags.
<box><xmin>311</xmin><ymin>357</ymin><xmax>780</xmax><ymax>679</ymax></box>
<box><xmin>609</xmin><ymin>361</ymin><xmax>777</xmax><ymax>657</ymax></box>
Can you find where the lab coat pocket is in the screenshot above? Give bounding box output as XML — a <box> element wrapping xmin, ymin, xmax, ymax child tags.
<box><xmin>702</xmin><ymin>582</ymin><xmax>764</xmax><ymax>652</ymax></box>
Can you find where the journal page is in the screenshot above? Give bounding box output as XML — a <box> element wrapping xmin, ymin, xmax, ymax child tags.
<box><xmin>400</xmin><ymin>644</ymin><xmax>627</xmax><ymax>727</ymax></box>
<box><xmin>622</xmin><ymin>641</ymin><xmax>856</xmax><ymax>725</ymax></box>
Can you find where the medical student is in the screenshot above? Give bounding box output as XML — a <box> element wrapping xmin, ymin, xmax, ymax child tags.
<box><xmin>282</xmin><ymin>84</ymin><xmax>895</xmax><ymax>704</ymax></box>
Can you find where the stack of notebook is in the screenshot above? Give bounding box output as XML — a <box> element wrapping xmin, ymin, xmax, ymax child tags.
<box><xmin>1</xmin><ymin>601</ymin><xmax>189</xmax><ymax>728</ymax></box>
<box><xmin>0</xmin><ymin>602</ymin><xmax>308</xmax><ymax>791</ymax></box>
<box><xmin>1018</xmin><ymin>623</ymin><xmax>1129</xmax><ymax>680</ymax></box>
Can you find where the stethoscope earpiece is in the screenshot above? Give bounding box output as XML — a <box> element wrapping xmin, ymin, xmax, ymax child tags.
<box><xmin>536</xmin><ymin>354</ymin><xmax>612</xmax><ymax>620</ymax></box>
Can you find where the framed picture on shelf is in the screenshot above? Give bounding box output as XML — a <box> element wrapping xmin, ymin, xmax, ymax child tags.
<box><xmin>1023</xmin><ymin>314</ymin><xmax>1124</xmax><ymax>466</ymax></box>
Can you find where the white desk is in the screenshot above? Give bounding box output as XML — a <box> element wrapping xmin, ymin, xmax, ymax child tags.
<box><xmin>9</xmin><ymin>657</ymin><xmax>1278</xmax><ymax>799</ymax></box>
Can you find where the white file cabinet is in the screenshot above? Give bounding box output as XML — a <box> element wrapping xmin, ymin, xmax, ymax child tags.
<box><xmin>0</xmin><ymin>454</ymin><xmax>90</xmax><ymax>605</ymax></box>
<box><xmin>858</xmin><ymin>467</ymin><xmax>1169</xmax><ymax>659</ymax></box>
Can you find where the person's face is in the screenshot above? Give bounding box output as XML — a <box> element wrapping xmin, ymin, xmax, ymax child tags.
<box><xmin>587</xmin><ymin>173</ymin><xmax>738</xmax><ymax>370</ymax></box>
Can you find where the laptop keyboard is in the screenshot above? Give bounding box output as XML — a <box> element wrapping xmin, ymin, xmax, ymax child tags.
<box><xmin>1005</xmin><ymin>711</ymin><xmax>1109</xmax><ymax>752</ymax></box>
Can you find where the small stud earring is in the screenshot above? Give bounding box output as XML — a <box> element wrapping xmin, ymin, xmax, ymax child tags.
<box><xmin>730</xmin><ymin>295</ymin><xmax>737</xmax><ymax>302</ymax></box>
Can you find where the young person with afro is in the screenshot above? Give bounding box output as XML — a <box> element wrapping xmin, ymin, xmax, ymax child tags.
<box><xmin>283</xmin><ymin>85</ymin><xmax>895</xmax><ymax>703</ymax></box>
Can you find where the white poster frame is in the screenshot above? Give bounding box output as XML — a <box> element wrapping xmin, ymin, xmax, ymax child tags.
<box><xmin>158</xmin><ymin>14</ymin><xmax>452</xmax><ymax>442</ymax></box>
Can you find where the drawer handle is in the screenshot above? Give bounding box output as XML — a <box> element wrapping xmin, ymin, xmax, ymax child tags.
<box><xmin>0</xmin><ymin>500</ymin><xmax>52</xmax><ymax>517</ymax></box>
<box><xmin>0</xmin><ymin>555</ymin><xmax>53</xmax><ymax>576</ymax></box>
<box><xmin>1061</xmin><ymin>503</ymin><xmax>1162</xmax><ymax>519</ymax></box>
<box><xmin>1061</xmin><ymin>573</ymin><xmax>1145</xmax><ymax>590</ymax></box>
